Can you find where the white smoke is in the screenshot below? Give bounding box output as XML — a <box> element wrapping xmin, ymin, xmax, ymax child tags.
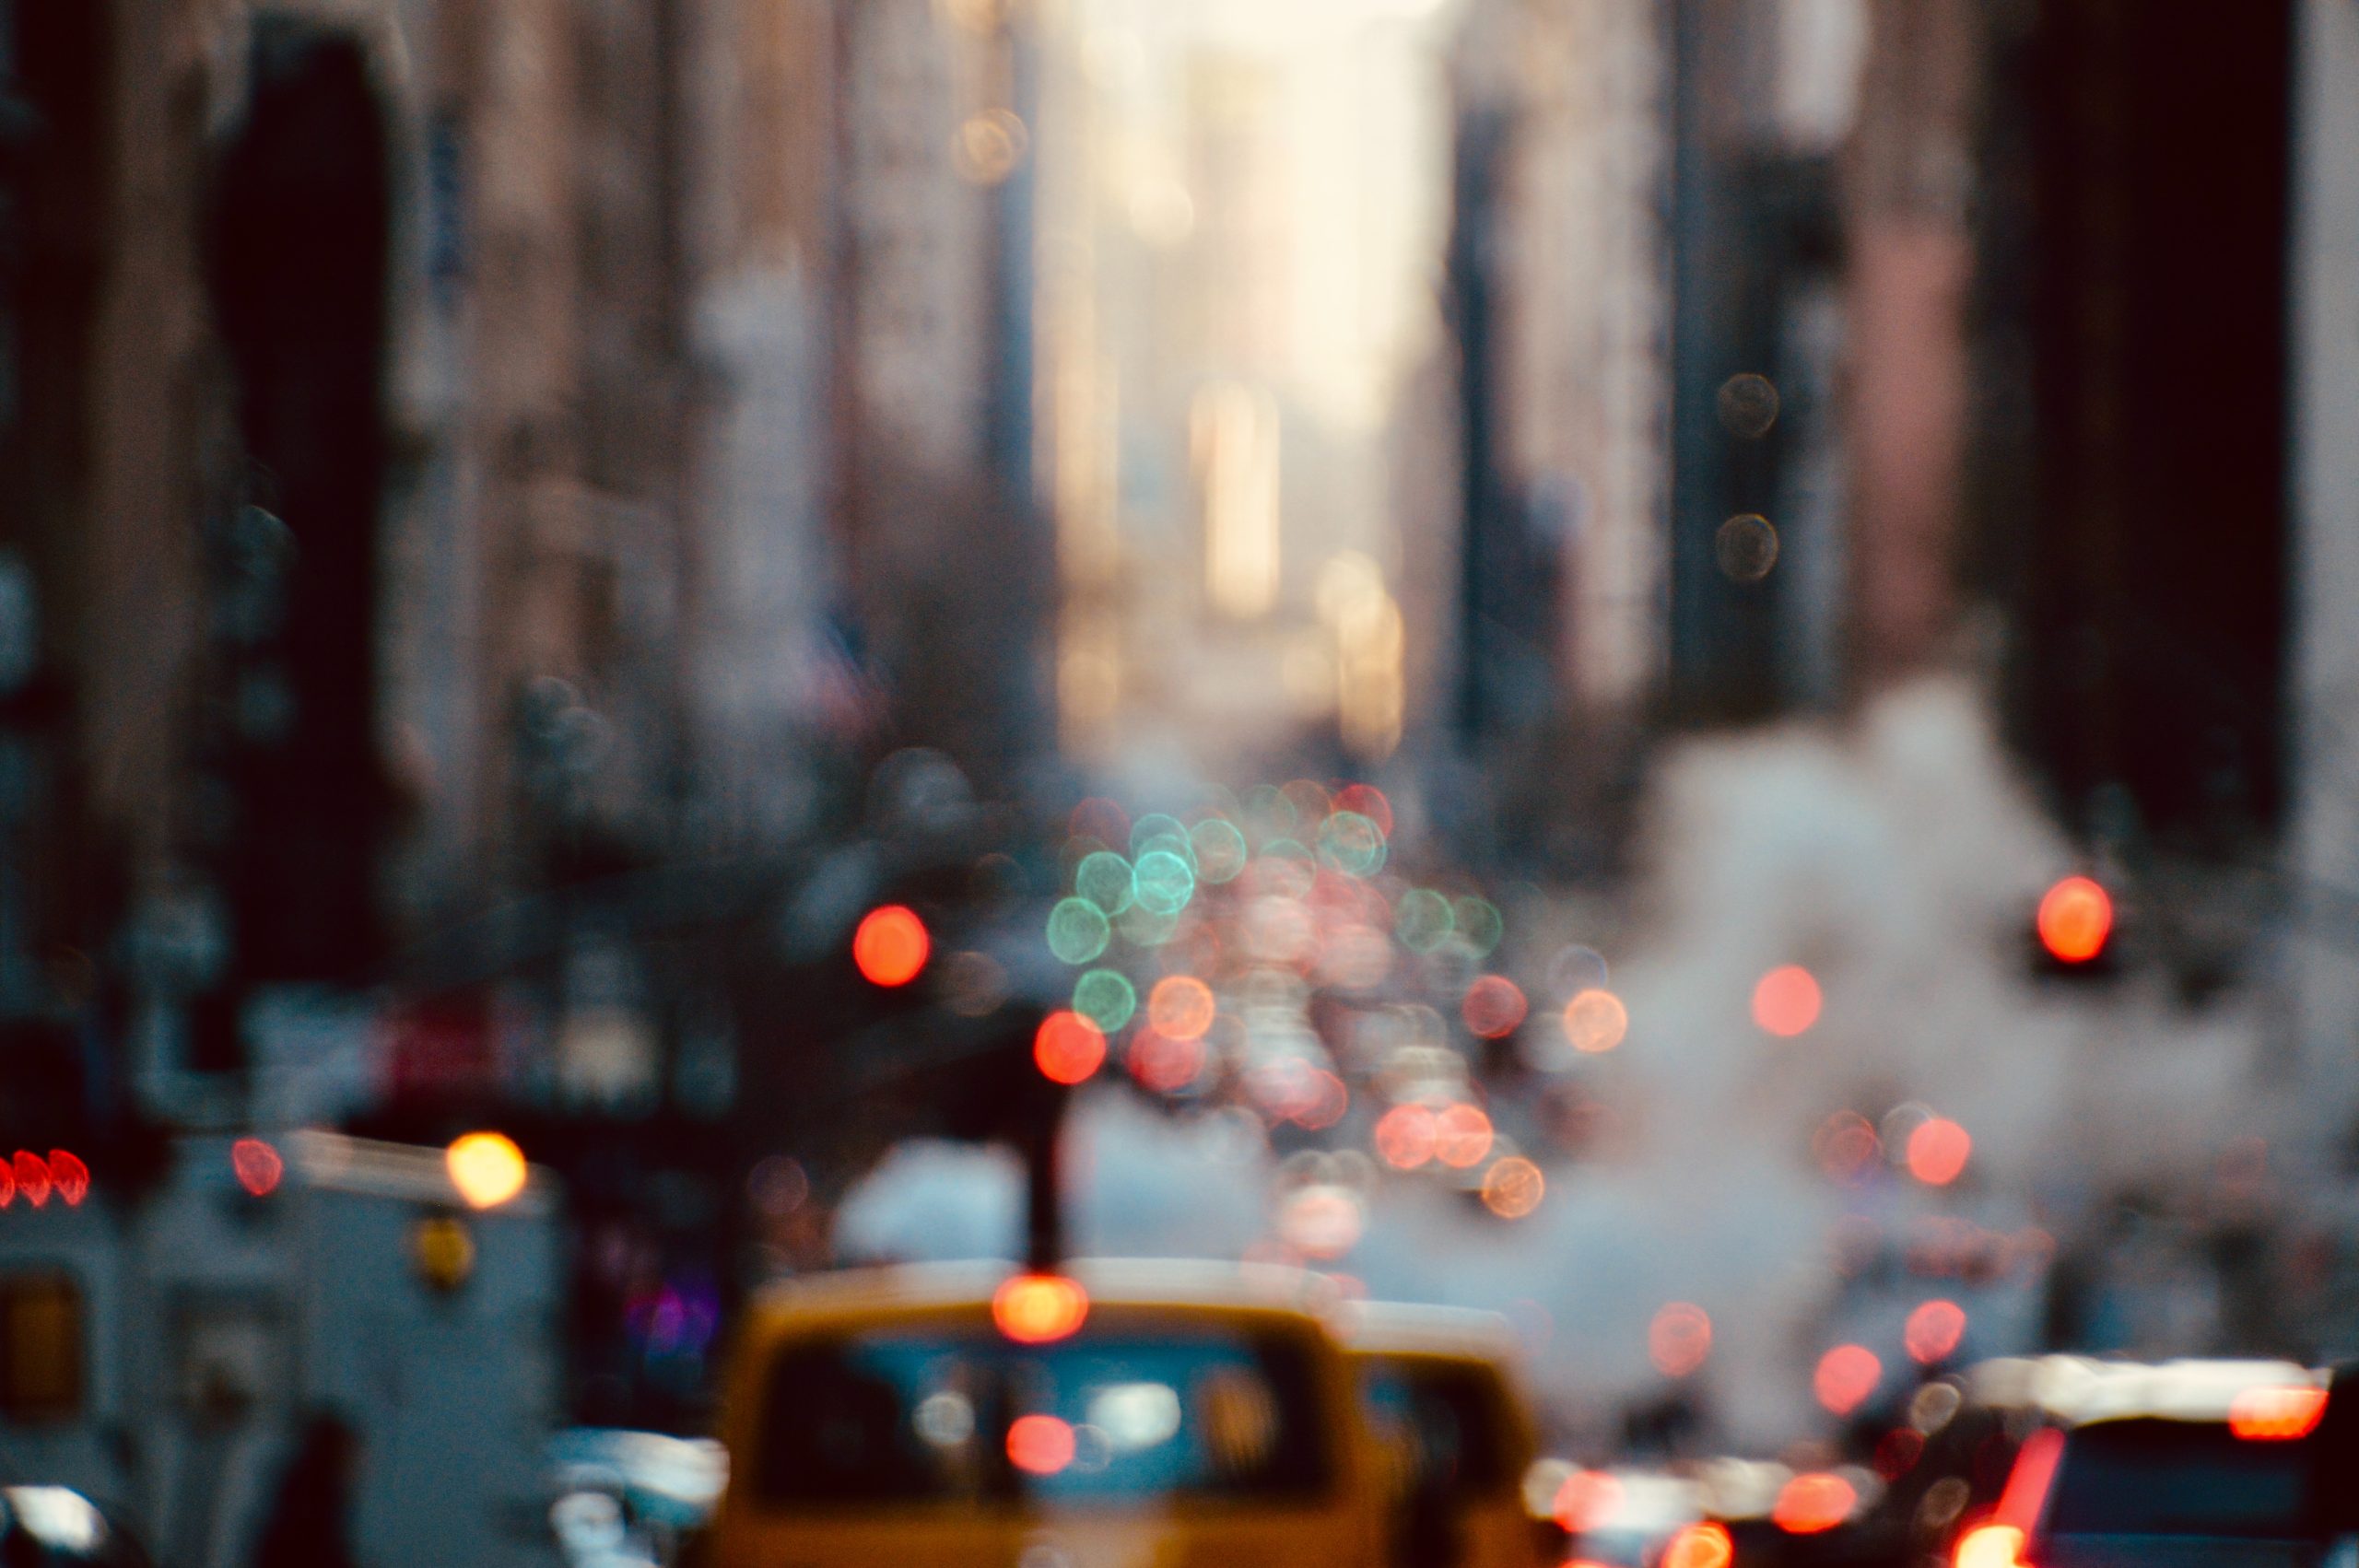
<box><xmin>836</xmin><ymin>680</ymin><xmax>2272</xmax><ymax>1452</ymax></box>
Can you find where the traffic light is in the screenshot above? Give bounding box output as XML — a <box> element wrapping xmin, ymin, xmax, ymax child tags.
<box><xmin>2033</xmin><ymin>874</ymin><xmax>2116</xmax><ymax>976</ymax></box>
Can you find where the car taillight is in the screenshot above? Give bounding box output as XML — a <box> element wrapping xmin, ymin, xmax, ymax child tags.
<box><xmin>2228</xmin><ymin>1386</ymin><xmax>2327</xmax><ymax>1441</ymax></box>
<box><xmin>1662</xmin><ymin>1521</ymin><xmax>1734</xmax><ymax>1568</ymax></box>
<box><xmin>1955</xmin><ymin>1525</ymin><xmax>2028</xmax><ymax>1568</ymax></box>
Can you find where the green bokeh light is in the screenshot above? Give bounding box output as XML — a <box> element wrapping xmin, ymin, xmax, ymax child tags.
<box><xmin>1318</xmin><ymin>811</ymin><xmax>1387</xmax><ymax>877</ymax></box>
<box><xmin>1074</xmin><ymin>968</ymin><xmax>1138</xmax><ymax>1032</ymax></box>
<box><xmin>1046</xmin><ymin>897</ymin><xmax>1111</xmax><ymax>965</ymax></box>
<box><xmin>1454</xmin><ymin>896</ymin><xmax>1504</xmax><ymax>957</ymax></box>
<box><xmin>1133</xmin><ymin>848</ymin><xmax>1196</xmax><ymax>915</ymax></box>
<box><xmin>1075</xmin><ymin>850</ymin><xmax>1136</xmax><ymax>914</ymax></box>
<box><xmin>1395</xmin><ymin>888</ymin><xmax>1455</xmax><ymax>952</ymax></box>
<box><xmin>1117</xmin><ymin>902</ymin><xmax>1180</xmax><ymax>947</ymax></box>
<box><xmin>1191</xmin><ymin>817</ymin><xmax>1250</xmax><ymax>883</ymax></box>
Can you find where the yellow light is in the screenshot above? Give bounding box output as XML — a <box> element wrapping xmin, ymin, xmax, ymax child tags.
<box><xmin>1954</xmin><ymin>1525</ymin><xmax>2026</xmax><ymax>1568</ymax></box>
<box><xmin>446</xmin><ymin>1132</ymin><xmax>528</xmax><ymax>1210</ymax></box>
<box><xmin>992</xmin><ymin>1273</ymin><xmax>1090</xmax><ymax>1344</ymax></box>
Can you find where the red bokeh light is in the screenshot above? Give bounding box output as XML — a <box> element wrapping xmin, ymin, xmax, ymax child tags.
<box><xmin>1034</xmin><ymin>1011</ymin><xmax>1107</xmax><ymax>1085</ymax></box>
<box><xmin>1907</xmin><ymin>1117</ymin><xmax>1973</xmax><ymax>1186</ymax></box>
<box><xmin>233</xmin><ymin>1138</ymin><xmax>286</xmax><ymax>1198</ymax></box>
<box><xmin>1649</xmin><ymin>1302</ymin><xmax>1713</xmax><ymax>1378</ymax></box>
<box><xmin>1813</xmin><ymin>1343</ymin><xmax>1882</xmax><ymax>1415</ymax></box>
<box><xmin>1905</xmin><ymin>1299</ymin><xmax>1967</xmax><ymax>1363</ymax></box>
<box><xmin>47</xmin><ymin>1150</ymin><xmax>88</xmax><ymax>1208</ymax></box>
<box><xmin>1461</xmin><ymin>976</ymin><xmax>1529</xmax><ymax>1038</ymax></box>
<box><xmin>1752</xmin><ymin>965</ymin><xmax>1823</xmax><ymax>1036</ymax></box>
<box><xmin>1005</xmin><ymin>1413</ymin><xmax>1076</xmax><ymax>1475</ymax></box>
<box><xmin>1875</xmin><ymin>1426</ymin><xmax>1926</xmax><ymax>1480</ymax></box>
<box><xmin>1773</xmin><ymin>1470</ymin><xmax>1858</xmax><ymax>1534</ymax></box>
<box><xmin>12</xmin><ymin>1152</ymin><xmax>50</xmax><ymax>1208</ymax></box>
<box><xmin>2037</xmin><ymin>875</ymin><xmax>2113</xmax><ymax>963</ymax></box>
<box><xmin>992</xmin><ymin>1273</ymin><xmax>1090</xmax><ymax>1344</ymax></box>
<box><xmin>1127</xmin><ymin>1028</ymin><xmax>1203</xmax><ymax>1094</ymax></box>
<box><xmin>1433</xmin><ymin>1104</ymin><xmax>1495</xmax><ymax>1168</ymax></box>
<box><xmin>1146</xmin><ymin>975</ymin><xmax>1216</xmax><ymax>1039</ymax></box>
<box><xmin>1332</xmin><ymin>783</ymin><xmax>1393</xmax><ymax>837</ymax></box>
<box><xmin>1552</xmin><ymin>1469</ymin><xmax>1625</xmax><ymax>1532</ymax></box>
<box><xmin>851</xmin><ymin>905</ymin><xmax>930</xmax><ymax>987</ymax></box>
<box><xmin>1374</xmin><ymin>1104</ymin><xmax>1438</xmax><ymax>1169</ymax></box>
<box><xmin>1663</xmin><ymin>1524</ymin><xmax>1733</xmax><ymax>1568</ymax></box>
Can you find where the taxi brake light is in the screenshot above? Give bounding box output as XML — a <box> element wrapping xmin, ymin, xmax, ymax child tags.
<box><xmin>2228</xmin><ymin>1385</ymin><xmax>2327</xmax><ymax>1440</ymax></box>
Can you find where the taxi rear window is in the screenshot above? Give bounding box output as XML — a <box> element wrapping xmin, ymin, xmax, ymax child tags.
<box><xmin>2046</xmin><ymin>1421</ymin><xmax>2310</xmax><ymax>1539</ymax></box>
<box><xmin>1357</xmin><ymin>1358</ymin><xmax>1513</xmax><ymax>1496</ymax></box>
<box><xmin>754</xmin><ymin>1321</ymin><xmax>1332</xmax><ymax>1508</ymax></box>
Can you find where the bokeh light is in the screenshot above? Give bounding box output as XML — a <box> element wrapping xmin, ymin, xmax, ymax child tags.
<box><xmin>1394</xmin><ymin>889</ymin><xmax>1453</xmax><ymax>952</ymax></box>
<box><xmin>1034</xmin><ymin>1010</ymin><xmax>1108</xmax><ymax>1084</ymax></box>
<box><xmin>1046</xmin><ymin>897</ymin><xmax>1112</xmax><ymax>965</ymax></box>
<box><xmin>993</xmin><ymin>1273</ymin><xmax>1090</xmax><ymax>1343</ymax></box>
<box><xmin>10</xmin><ymin>1152</ymin><xmax>47</xmax><ymax>1208</ymax></box>
<box><xmin>46</xmin><ymin>1150</ymin><xmax>88</xmax><ymax>1207</ymax></box>
<box><xmin>1433</xmin><ymin>1104</ymin><xmax>1495</xmax><ymax>1168</ymax></box>
<box><xmin>1663</xmin><ymin>1522</ymin><xmax>1734</xmax><ymax>1568</ymax></box>
<box><xmin>1127</xmin><ymin>1028</ymin><xmax>1204</xmax><ymax>1094</ymax></box>
<box><xmin>1075</xmin><ymin>849</ymin><xmax>1137</xmax><ymax>913</ymax></box>
<box><xmin>1716</xmin><ymin>513</ymin><xmax>1780</xmax><ymax>582</ymax></box>
<box><xmin>1552</xmin><ymin>1469</ymin><xmax>1625</xmax><ymax>1532</ymax></box>
<box><xmin>1072</xmin><ymin>968</ymin><xmax>1138</xmax><ymax>1031</ymax></box>
<box><xmin>232</xmin><ymin>1137</ymin><xmax>284</xmax><ymax>1197</ymax></box>
<box><xmin>2037</xmin><ymin>874</ymin><xmax>2113</xmax><ymax>963</ymax></box>
<box><xmin>1771</xmin><ymin>1471</ymin><xmax>1856</xmax><ymax>1534</ymax></box>
<box><xmin>1332</xmin><ymin>783</ymin><xmax>1393</xmax><ymax>837</ymax></box>
<box><xmin>1481</xmin><ymin>1155</ymin><xmax>1545</xmax><ymax>1218</ymax></box>
<box><xmin>1906</xmin><ymin>1117</ymin><xmax>1972</xmax><ymax>1186</ymax></box>
<box><xmin>1905</xmin><ymin>1299</ymin><xmax>1967</xmax><ymax>1363</ymax></box>
<box><xmin>1146</xmin><ymin>975</ymin><xmax>1216</xmax><ymax>1038</ymax></box>
<box><xmin>1005</xmin><ymin>1413</ymin><xmax>1075</xmax><ymax>1475</ymax></box>
<box><xmin>1649</xmin><ymin>1302</ymin><xmax>1713</xmax><ymax>1377</ymax></box>
<box><xmin>1374</xmin><ymin>1104</ymin><xmax>1438</xmax><ymax>1169</ymax></box>
<box><xmin>1317</xmin><ymin>811</ymin><xmax>1387</xmax><ymax>876</ymax></box>
<box><xmin>1453</xmin><ymin>897</ymin><xmax>1503</xmax><ymax>956</ymax></box>
<box><xmin>2227</xmin><ymin>1384</ymin><xmax>2327</xmax><ymax>1440</ymax></box>
<box><xmin>1133</xmin><ymin>849</ymin><xmax>1196</xmax><ymax>915</ymax></box>
<box><xmin>1717</xmin><ymin>372</ymin><xmax>1780</xmax><ymax>437</ymax></box>
<box><xmin>852</xmin><ymin>905</ymin><xmax>931</xmax><ymax>987</ymax></box>
<box><xmin>1751</xmin><ymin>964</ymin><xmax>1822</xmax><ymax>1036</ymax></box>
<box><xmin>1190</xmin><ymin>817</ymin><xmax>1250</xmax><ymax>883</ymax></box>
<box><xmin>1813</xmin><ymin>1343</ymin><xmax>1882</xmax><ymax>1415</ymax></box>
<box><xmin>1070</xmin><ymin>796</ymin><xmax>1130</xmax><ymax>847</ymax></box>
<box><xmin>1461</xmin><ymin>976</ymin><xmax>1529</xmax><ymax>1038</ymax></box>
<box><xmin>1564</xmin><ymin>989</ymin><xmax>1629</xmax><ymax>1053</ymax></box>
<box><xmin>446</xmin><ymin>1131</ymin><xmax>529</xmax><ymax>1210</ymax></box>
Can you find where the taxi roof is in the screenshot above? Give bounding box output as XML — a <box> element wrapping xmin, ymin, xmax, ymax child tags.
<box><xmin>746</xmin><ymin>1257</ymin><xmax>1344</xmax><ymax>1328</ymax></box>
<box><xmin>1331</xmin><ymin>1300</ymin><xmax>1520</xmax><ymax>1363</ymax></box>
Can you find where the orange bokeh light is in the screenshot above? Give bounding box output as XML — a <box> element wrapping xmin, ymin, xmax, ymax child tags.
<box><xmin>1752</xmin><ymin>965</ymin><xmax>1822</xmax><ymax>1036</ymax></box>
<box><xmin>2228</xmin><ymin>1384</ymin><xmax>2327</xmax><ymax>1440</ymax></box>
<box><xmin>1375</xmin><ymin>1104</ymin><xmax>1438</xmax><ymax>1169</ymax></box>
<box><xmin>2037</xmin><ymin>875</ymin><xmax>2113</xmax><ymax>964</ymax></box>
<box><xmin>992</xmin><ymin>1273</ymin><xmax>1091</xmax><ymax>1344</ymax></box>
<box><xmin>1480</xmin><ymin>1156</ymin><xmax>1545</xmax><ymax>1218</ymax></box>
<box><xmin>1905</xmin><ymin>1299</ymin><xmax>1967</xmax><ymax>1364</ymax></box>
<box><xmin>1146</xmin><ymin>975</ymin><xmax>1216</xmax><ymax>1039</ymax></box>
<box><xmin>1034</xmin><ymin>1011</ymin><xmax>1107</xmax><ymax>1085</ymax></box>
<box><xmin>1907</xmin><ymin>1117</ymin><xmax>1973</xmax><ymax>1186</ymax></box>
<box><xmin>852</xmin><ymin>905</ymin><xmax>931</xmax><ymax>986</ymax></box>
<box><xmin>1813</xmin><ymin>1343</ymin><xmax>1882</xmax><ymax>1415</ymax></box>
<box><xmin>1954</xmin><ymin>1525</ymin><xmax>2028</xmax><ymax>1568</ymax></box>
<box><xmin>1662</xmin><ymin>1522</ymin><xmax>1734</xmax><ymax>1568</ymax></box>
<box><xmin>1433</xmin><ymin>1104</ymin><xmax>1495</xmax><ymax>1168</ymax></box>
<box><xmin>1649</xmin><ymin>1302</ymin><xmax>1713</xmax><ymax>1378</ymax></box>
<box><xmin>1773</xmin><ymin>1470</ymin><xmax>1858</xmax><ymax>1534</ymax></box>
<box><xmin>1564</xmin><ymin>989</ymin><xmax>1629</xmax><ymax>1053</ymax></box>
<box><xmin>1462</xmin><ymin>977</ymin><xmax>1529</xmax><ymax>1038</ymax></box>
<box><xmin>1006</xmin><ymin>1413</ymin><xmax>1076</xmax><ymax>1475</ymax></box>
<box><xmin>1552</xmin><ymin>1469</ymin><xmax>1625</xmax><ymax>1532</ymax></box>
<box><xmin>447</xmin><ymin>1131</ymin><xmax>529</xmax><ymax>1209</ymax></box>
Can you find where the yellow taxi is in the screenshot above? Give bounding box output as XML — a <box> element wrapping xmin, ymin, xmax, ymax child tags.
<box><xmin>1337</xmin><ymin>1301</ymin><xmax>1549</xmax><ymax>1568</ymax></box>
<box><xmin>705</xmin><ymin>1258</ymin><xmax>1384</xmax><ymax>1568</ymax></box>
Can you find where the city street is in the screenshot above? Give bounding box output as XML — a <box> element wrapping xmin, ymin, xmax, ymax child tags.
<box><xmin>1</xmin><ymin>0</ymin><xmax>2357</xmax><ymax>1563</ymax></box>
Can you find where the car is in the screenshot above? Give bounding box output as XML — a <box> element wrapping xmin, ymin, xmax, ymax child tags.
<box><xmin>1337</xmin><ymin>1300</ymin><xmax>1547</xmax><ymax>1568</ymax></box>
<box><xmin>702</xmin><ymin>1258</ymin><xmax>1384</xmax><ymax>1568</ymax></box>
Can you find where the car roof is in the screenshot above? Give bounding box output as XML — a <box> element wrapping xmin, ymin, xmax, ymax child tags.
<box><xmin>1965</xmin><ymin>1354</ymin><xmax>2323</xmax><ymax>1426</ymax></box>
<box><xmin>746</xmin><ymin>1257</ymin><xmax>1345</xmax><ymax>1329</ymax></box>
<box><xmin>1331</xmin><ymin>1300</ymin><xmax>1521</xmax><ymax>1363</ymax></box>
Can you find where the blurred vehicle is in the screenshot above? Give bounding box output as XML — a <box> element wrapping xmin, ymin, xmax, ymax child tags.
<box><xmin>1338</xmin><ymin>1300</ymin><xmax>1544</xmax><ymax>1568</ymax></box>
<box><xmin>549</xmin><ymin>1429</ymin><xmax>728</xmax><ymax>1567</ymax></box>
<box><xmin>1880</xmin><ymin>1357</ymin><xmax>2339</xmax><ymax>1568</ymax></box>
<box><xmin>705</xmin><ymin>1258</ymin><xmax>1382</xmax><ymax>1568</ymax></box>
<box><xmin>0</xmin><ymin>1487</ymin><xmax>152</xmax><ymax>1567</ymax></box>
<box><xmin>1530</xmin><ymin>1462</ymin><xmax>1702</xmax><ymax>1568</ymax></box>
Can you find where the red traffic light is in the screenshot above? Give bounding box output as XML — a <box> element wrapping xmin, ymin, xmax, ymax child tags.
<box><xmin>852</xmin><ymin>905</ymin><xmax>931</xmax><ymax>987</ymax></box>
<box><xmin>2036</xmin><ymin>876</ymin><xmax>2113</xmax><ymax>964</ymax></box>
